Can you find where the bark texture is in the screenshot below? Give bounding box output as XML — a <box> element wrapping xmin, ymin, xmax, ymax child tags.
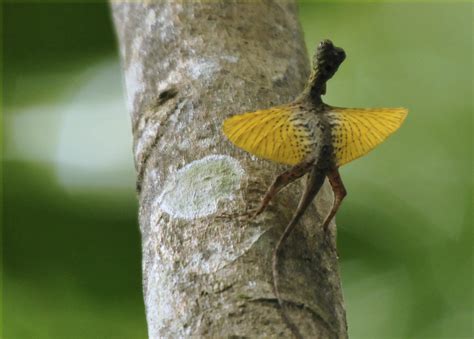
<box><xmin>111</xmin><ymin>1</ymin><xmax>347</xmax><ymax>337</ymax></box>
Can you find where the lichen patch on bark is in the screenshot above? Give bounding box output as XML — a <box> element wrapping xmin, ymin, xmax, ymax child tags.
<box><xmin>158</xmin><ymin>154</ymin><xmax>245</xmax><ymax>219</ymax></box>
<box><xmin>124</xmin><ymin>59</ymin><xmax>144</xmax><ymax>113</ymax></box>
<box><xmin>156</xmin><ymin>57</ymin><xmax>221</xmax><ymax>92</ymax></box>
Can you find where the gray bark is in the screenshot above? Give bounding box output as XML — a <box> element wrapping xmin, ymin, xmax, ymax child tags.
<box><xmin>111</xmin><ymin>1</ymin><xmax>347</xmax><ymax>337</ymax></box>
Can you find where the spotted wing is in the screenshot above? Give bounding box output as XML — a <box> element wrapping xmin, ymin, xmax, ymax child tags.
<box><xmin>328</xmin><ymin>107</ymin><xmax>408</xmax><ymax>166</ymax></box>
<box><xmin>222</xmin><ymin>105</ymin><xmax>312</xmax><ymax>165</ymax></box>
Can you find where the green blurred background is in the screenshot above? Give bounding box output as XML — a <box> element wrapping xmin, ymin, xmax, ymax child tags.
<box><xmin>2</xmin><ymin>1</ymin><xmax>472</xmax><ymax>338</ymax></box>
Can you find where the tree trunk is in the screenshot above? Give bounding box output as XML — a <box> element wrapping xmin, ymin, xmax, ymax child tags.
<box><xmin>111</xmin><ymin>1</ymin><xmax>347</xmax><ymax>337</ymax></box>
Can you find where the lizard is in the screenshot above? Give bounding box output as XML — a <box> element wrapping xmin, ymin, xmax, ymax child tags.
<box><xmin>222</xmin><ymin>39</ymin><xmax>408</xmax><ymax>338</ymax></box>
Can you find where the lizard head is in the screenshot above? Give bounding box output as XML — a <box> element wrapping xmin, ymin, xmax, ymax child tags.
<box><xmin>313</xmin><ymin>39</ymin><xmax>346</xmax><ymax>81</ymax></box>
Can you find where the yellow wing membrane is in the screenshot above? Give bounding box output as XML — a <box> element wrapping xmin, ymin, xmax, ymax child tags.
<box><xmin>223</xmin><ymin>106</ymin><xmax>312</xmax><ymax>165</ymax></box>
<box><xmin>329</xmin><ymin>107</ymin><xmax>408</xmax><ymax>166</ymax></box>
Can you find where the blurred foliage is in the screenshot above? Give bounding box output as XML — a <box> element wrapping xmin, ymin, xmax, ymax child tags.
<box><xmin>3</xmin><ymin>2</ymin><xmax>147</xmax><ymax>339</ymax></box>
<box><xmin>2</xmin><ymin>1</ymin><xmax>472</xmax><ymax>339</ymax></box>
<box><xmin>299</xmin><ymin>3</ymin><xmax>473</xmax><ymax>338</ymax></box>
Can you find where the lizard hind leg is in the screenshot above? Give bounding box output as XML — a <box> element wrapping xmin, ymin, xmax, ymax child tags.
<box><xmin>253</xmin><ymin>160</ymin><xmax>315</xmax><ymax>218</ymax></box>
<box><xmin>322</xmin><ymin>168</ymin><xmax>347</xmax><ymax>233</ymax></box>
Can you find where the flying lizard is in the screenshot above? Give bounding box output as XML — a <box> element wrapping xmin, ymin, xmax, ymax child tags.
<box><xmin>222</xmin><ymin>40</ymin><xmax>407</xmax><ymax>337</ymax></box>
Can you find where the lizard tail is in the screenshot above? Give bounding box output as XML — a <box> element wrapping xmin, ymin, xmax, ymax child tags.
<box><xmin>272</xmin><ymin>165</ymin><xmax>327</xmax><ymax>338</ymax></box>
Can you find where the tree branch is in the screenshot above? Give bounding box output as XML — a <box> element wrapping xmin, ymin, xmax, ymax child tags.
<box><xmin>111</xmin><ymin>1</ymin><xmax>347</xmax><ymax>337</ymax></box>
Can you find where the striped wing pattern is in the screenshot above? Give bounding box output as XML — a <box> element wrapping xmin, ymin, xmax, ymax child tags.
<box><xmin>222</xmin><ymin>106</ymin><xmax>312</xmax><ymax>165</ymax></box>
<box><xmin>328</xmin><ymin>107</ymin><xmax>408</xmax><ymax>166</ymax></box>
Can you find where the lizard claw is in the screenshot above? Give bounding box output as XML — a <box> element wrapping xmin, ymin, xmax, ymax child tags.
<box><xmin>251</xmin><ymin>208</ymin><xmax>263</xmax><ymax>219</ymax></box>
